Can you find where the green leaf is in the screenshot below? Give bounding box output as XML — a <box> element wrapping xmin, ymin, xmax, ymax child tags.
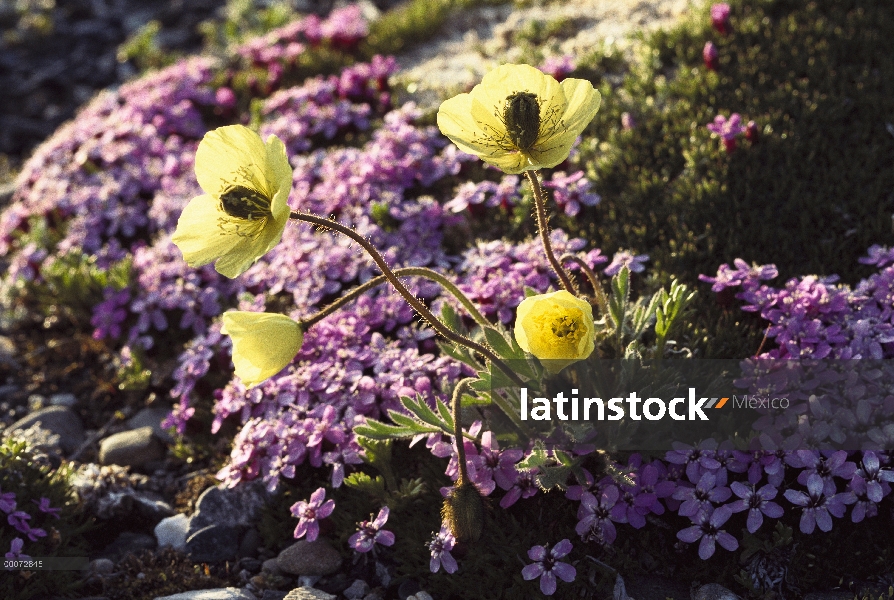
<box><xmin>353</xmin><ymin>421</ymin><xmax>419</xmax><ymax>440</ymax></box>
<box><xmin>436</xmin><ymin>398</ymin><xmax>454</xmax><ymax>429</ymax></box>
<box><xmin>386</xmin><ymin>410</ymin><xmax>441</xmax><ymax>433</ymax></box>
<box><xmin>536</xmin><ymin>465</ymin><xmax>571</xmax><ymax>491</ymax></box>
<box><xmin>608</xmin><ymin>265</ymin><xmax>630</xmax><ymax>329</ymax></box>
<box><xmin>440</xmin><ymin>302</ymin><xmax>463</xmax><ymax>334</ymax></box>
<box><xmin>436</xmin><ymin>340</ymin><xmax>480</xmax><ymax>370</ymax></box>
<box><xmin>516</xmin><ymin>441</ymin><xmax>548</xmax><ymax>471</ymax></box>
<box><xmin>401</xmin><ymin>395</ymin><xmax>446</xmax><ymax>430</ymax></box>
<box><xmin>483</xmin><ymin>326</ymin><xmax>523</xmax><ymax>360</ymax></box>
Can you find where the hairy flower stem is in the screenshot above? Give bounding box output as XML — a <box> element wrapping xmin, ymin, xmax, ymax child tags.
<box><xmin>559</xmin><ymin>253</ymin><xmax>608</xmax><ymax>317</ymax></box>
<box><xmin>289</xmin><ymin>211</ymin><xmax>524</xmax><ymax>387</ymax></box>
<box><xmin>451</xmin><ymin>378</ymin><xmax>476</xmax><ymax>485</ymax></box>
<box><xmin>526</xmin><ymin>170</ymin><xmax>577</xmax><ymax>295</ymax></box>
<box><xmin>301</xmin><ymin>267</ymin><xmax>491</xmax><ymax>331</ymax></box>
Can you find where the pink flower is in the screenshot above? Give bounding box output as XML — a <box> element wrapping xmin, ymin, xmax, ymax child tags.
<box><xmin>290</xmin><ymin>487</ymin><xmax>335</xmax><ymax>541</ymax></box>
<box><xmin>521</xmin><ymin>539</ymin><xmax>577</xmax><ymax>596</ymax></box>
<box><xmin>5</xmin><ymin>538</ymin><xmax>29</xmax><ymax>560</ymax></box>
<box><xmin>428</xmin><ymin>526</ymin><xmax>458</xmax><ymax>574</ymax></box>
<box><xmin>707</xmin><ymin>113</ymin><xmax>746</xmax><ymax>153</ymax></box>
<box><xmin>348</xmin><ymin>506</ymin><xmax>395</xmax><ymax>552</ymax></box>
<box><xmin>711</xmin><ymin>3</ymin><xmax>732</xmax><ymax>34</ymax></box>
<box><xmin>32</xmin><ymin>497</ymin><xmax>61</xmax><ymax>519</ymax></box>
<box><xmin>703</xmin><ymin>41</ymin><xmax>719</xmax><ymax>70</ymax></box>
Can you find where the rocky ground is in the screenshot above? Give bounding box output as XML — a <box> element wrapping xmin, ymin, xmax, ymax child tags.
<box><xmin>3</xmin><ymin>0</ymin><xmax>888</xmax><ymax>599</ymax></box>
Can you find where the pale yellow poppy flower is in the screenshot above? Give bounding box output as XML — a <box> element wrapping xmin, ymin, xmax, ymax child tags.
<box><xmin>437</xmin><ymin>64</ymin><xmax>601</xmax><ymax>174</ymax></box>
<box><xmin>172</xmin><ymin>125</ymin><xmax>292</xmax><ymax>278</ymax></box>
<box><xmin>221</xmin><ymin>311</ymin><xmax>304</xmax><ymax>388</ymax></box>
<box><xmin>514</xmin><ymin>290</ymin><xmax>595</xmax><ymax>374</ymax></box>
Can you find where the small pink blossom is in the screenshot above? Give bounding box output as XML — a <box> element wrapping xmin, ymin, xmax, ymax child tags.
<box><xmin>711</xmin><ymin>3</ymin><xmax>732</xmax><ymax>34</ymax></box>
<box><xmin>290</xmin><ymin>487</ymin><xmax>335</xmax><ymax>541</ymax></box>
<box><xmin>348</xmin><ymin>506</ymin><xmax>395</xmax><ymax>553</ymax></box>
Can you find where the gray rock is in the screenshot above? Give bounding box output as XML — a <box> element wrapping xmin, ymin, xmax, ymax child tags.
<box><xmin>155</xmin><ymin>513</ymin><xmax>189</xmax><ymax>551</ymax></box>
<box><xmin>188</xmin><ymin>482</ymin><xmax>270</xmax><ymax>536</ymax></box>
<box><xmin>692</xmin><ymin>584</ymin><xmax>742</xmax><ymax>600</ymax></box>
<box><xmin>101</xmin><ymin>531</ymin><xmax>156</xmax><ymax>562</ymax></box>
<box><xmin>262</xmin><ymin>558</ymin><xmax>282</xmax><ymax>575</ymax></box>
<box><xmin>186</xmin><ymin>523</ymin><xmax>241</xmax><ymax>563</ymax></box>
<box><xmin>127</xmin><ymin>405</ymin><xmax>175</xmax><ymax>443</ymax></box>
<box><xmin>259</xmin><ymin>592</ymin><xmax>287</xmax><ymax>600</ymax></box>
<box><xmin>283</xmin><ymin>588</ymin><xmax>336</xmax><ymax>600</ymax></box>
<box><xmin>276</xmin><ymin>540</ymin><xmax>342</xmax><ymax>576</ymax></box>
<box><xmin>49</xmin><ymin>393</ymin><xmax>77</xmax><ymax>407</ymax></box>
<box><xmin>8</xmin><ymin>405</ymin><xmax>85</xmax><ymax>453</ymax></box>
<box><xmin>99</xmin><ymin>426</ymin><xmax>165</xmax><ymax>467</ymax></box>
<box><xmin>153</xmin><ymin>588</ymin><xmax>257</xmax><ymax>600</ymax></box>
<box><xmin>237</xmin><ymin>557</ymin><xmax>263</xmax><ymax>573</ymax></box>
<box><xmin>239</xmin><ymin>527</ymin><xmax>262</xmax><ymax>558</ymax></box>
<box><xmin>344</xmin><ymin>580</ymin><xmax>370</xmax><ymax>600</ymax></box>
<box><xmin>89</xmin><ymin>558</ymin><xmax>114</xmax><ymax>575</ymax></box>
<box><xmin>132</xmin><ymin>490</ymin><xmax>175</xmax><ymax>521</ymax></box>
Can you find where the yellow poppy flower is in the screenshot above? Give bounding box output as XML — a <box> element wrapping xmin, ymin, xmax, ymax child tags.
<box><xmin>172</xmin><ymin>125</ymin><xmax>292</xmax><ymax>278</ymax></box>
<box><xmin>514</xmin><ymin>290</ymin><xmax>595</xmax><ymax>374</ymax></box>
<box><xmin>437</xmin><ymin>64</ymin><xmax>601</xmax><ymax>174</ymax></box>
<box><xmin>221</xmin><ymin>311</ymin><xmax>304</xmax><ymax>388</ymax></box>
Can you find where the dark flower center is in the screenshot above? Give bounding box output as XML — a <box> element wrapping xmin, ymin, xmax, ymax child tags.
<box><xmin>219</xmin><ymin>184</ymin><xmax>273</xmax><ymax>220</ymax></box>
<box><xmin>503</xmin><ymin>92</ymin><xmax>541</xmax><ymax>151</ymax></box>
<box><xmin>551</xmin><ymin>315</ymin><xmax>578</xmax><ymax>339</ymax></box>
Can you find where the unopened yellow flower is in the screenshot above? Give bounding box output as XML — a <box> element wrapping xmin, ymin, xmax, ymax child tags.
<box><xmin>514</xmin><ymin>290</ymin><xmax>595</xmax><ymax>374</ymax></box>
<box><xmin>221</xmin><ymin>311</ymin><xmax>304</xmax><ymax>388</ymax></box>
<box><xmin>172</xmin><ymin>125</ymin><xmax>292</xmax><ymax>278</ymax></box>
<box><xmin>437</xmin><ymin>64</ymin><xmax>601</xmax><ymax>174</ymax></box>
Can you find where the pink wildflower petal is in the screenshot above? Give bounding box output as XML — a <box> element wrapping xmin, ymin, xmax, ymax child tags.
<box><xmin>522</xmin><ymin>563</ymin><xmax>544</xmax><ymax>580</ymax></box>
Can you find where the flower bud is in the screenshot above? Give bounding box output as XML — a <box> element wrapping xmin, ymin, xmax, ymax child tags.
<box><xmin>514</xmin><ymin>290</ymin><xmax>595</xmax><ymax>374</ymax></box>
<box><xmin>441</xmin><ymin>480</ymin><xmax>485</xmax><ymax>543</ymax></box>
<box><xmin>710</xmin><ymin>3</ymin><xmax>731</xmax><ymax>35</ymax></box>
<box><xmin>703</xmin><ymin>42</ymin><xmax>719</xmax><ymax>71</ymax></box>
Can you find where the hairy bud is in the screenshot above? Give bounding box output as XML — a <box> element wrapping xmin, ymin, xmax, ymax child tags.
<box><xmin>441</xmin><ymin>480</ymin><xmax>485</xmax><ymax>543</ymax></box>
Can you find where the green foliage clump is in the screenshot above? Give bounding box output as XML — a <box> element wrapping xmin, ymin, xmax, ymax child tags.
<box><xmin>116</xmin><ymin>20</ymin><xmax>180</xmax><ymax>74</ymax></box>
<box><xmin>0</xmin><ymin>437</ymin><xmax>91</xmax><ymax>600</ymax></box>
<box><xmin>562</xmin><ymin>0</ymin><xmax>894</xmax><ymax>358</ymax></box>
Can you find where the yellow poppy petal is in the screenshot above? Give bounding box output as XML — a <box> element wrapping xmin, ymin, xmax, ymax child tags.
<box><xmin>559</xmin><ymin>78</ymin><xmax>601</xmax><ymax>135</ymax></box>
<box><xmin>195</xmin><ymin>125</ymin><xmax>270</xmax><ymax>197</ymax></box>
<box><xmin>211</xmin><ymin>211</ymin><xmax>288</xmax><ymax>278</ymax></box>
<box><xmin>438</xmin><ymin>94</ymin><xmax>495</xmax><ymax>156</ymax></box>
<box><xmin>474</xmin><ymin>64</ymin><xmax>562</xmax><ymax>116</ymax></box>
<box><xmin>264</xmin><ymin>133</ymin><xmax>293</xmax><ymax>203</ymax></box>
<box><xmin>171</xmin><ymin>194</ymin><xmax>241</xmax><ymax>268</ymax></box>
<box><xmin>221</xmin><ymin>311</ymin><xmax>304</xmax><ymax>388</ymax></box>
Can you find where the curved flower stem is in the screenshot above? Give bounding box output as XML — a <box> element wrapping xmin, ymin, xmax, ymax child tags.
<box><xmin>525</xmin><ymin>170</ymin><xmax>577</xmax><ymax>295</ymax></box>
<box><xmin>289</xmin><ymin>211</ymin><xmax>524</xmax><ymax>387</ymax></box>
<box><xmin>301</xmin><ymin>266</ymin><xmax>491</xmax><ymax>330</ymax></box>
<box><xmin>452</xmin><ymin>378</ymin><xmax>477</xmax><ymax>485</ymax></box>
<box><xmin>559</xmin><ymin>253</ymin><xmax>609</xmax><ymax>318</ymax></box>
